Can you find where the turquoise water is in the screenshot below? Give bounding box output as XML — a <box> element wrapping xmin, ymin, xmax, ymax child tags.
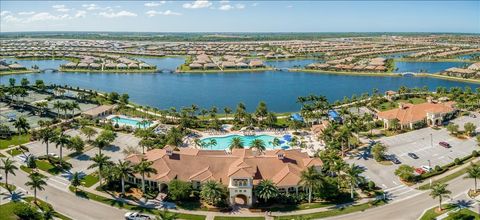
<box><xmin>111</xmin><ymin>116</ymin><xmax>152</xmax><ymax>128</ymax></box>
<box><xmin>201</xmin><ymin>134</ymin><xmax>287</xmax><ymax>150</ymax></box>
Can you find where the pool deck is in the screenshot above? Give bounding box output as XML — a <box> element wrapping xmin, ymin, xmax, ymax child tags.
<box><xmin>185</xmin><ymin>128</ymin><xmax>325</xmax><ymax>156</ymax></box>
<box><xmin>106</xmin><ymin>114</ymin><xmax>158</xmax><ymax>129</ymax></box>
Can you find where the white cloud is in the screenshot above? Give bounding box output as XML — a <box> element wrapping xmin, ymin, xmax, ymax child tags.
<box><xmin>251</xmin><ymin>3</ymin><xmax>258</xmax><ymax>7</ymax></box>
<box><xmin>82</xmin><ymin>4</ymin><xmax>99</xmax><ymax>11</ymax></box>
<box><xmin>19</xmin><ymin>12</ymin><xmax>70</xmax><ymax>23</ymax></box>
<box><xmin>18</xmin><ymin>11</ymin><xmax>35</xmax><ymax>15</ymax></box>
<box><xmin>183</xmin><ymin>0</ymin><xmax>212</xmax><ymax>9</ymax></box>
<box><xmin>219</xmin><ymin>4</ymin><xmax>234</xmax><ymax>11</ymax></box>
<box><xmin>146</xmin><ymin>10</ymin><xmax>181</xmax><ymax>17</ymax></box>
<box><xmin>235</xmin><ymin>4</ymin><xmax>245</xmax><ymax>9</ymax></box>
<box><xmin>74</xmin><ymin>10</ymin><xmax>87</xmax><ymax>18</ymax></box>
<box><xmin>219</xmin><ymin>0</ymin><xmax>229</xmax><ymax>4</ymax></box>
<box><xmin>286</xmin><ymin>5</ymin><xmax>293</xmax><ymax>8</ymax></box>
<box><xmin>1</xmin><ymin>14</ymin><xmax>21</xmax><ymax>23</ymax></box>
<box><xmin>0</xmin><ymin>10</ymin><xmax>11</xmax><ymax>16</ymax></box>
<box><xmin>52</xmin><ymin>5</ymin><xmax>70</xmax><ymax>12</ymax></box>
<box><xmin>99</xmin><ymin>10</ymin><xmax>137</xmax><ymax>18</ymax></box>
<box><xmin>144</xmin><ymin>1</ymin><xmax>166</xmax><ymax>7</ymax></box>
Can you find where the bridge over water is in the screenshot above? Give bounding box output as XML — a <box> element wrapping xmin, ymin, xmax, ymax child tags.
<box><xmin>399</xmin><ymin>72</ymin><xmax>418</xmax><ymax>76</ymax></box>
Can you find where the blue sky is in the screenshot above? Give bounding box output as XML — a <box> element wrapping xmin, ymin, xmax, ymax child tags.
<box><xmin>0</xmin><ymin>1</ymin><xmax>478</xmax><ymax>33</ymax></box>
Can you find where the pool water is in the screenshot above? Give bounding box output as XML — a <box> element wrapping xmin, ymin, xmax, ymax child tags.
<box><xmin>111</xmin><ymin>116</ymin><xmax>152</xmax><ymax>128</ymax></box>
<box><xmin>201</xmin><ymin>134</ymin><xmax>289</xmax><ymax>150</ymax></box>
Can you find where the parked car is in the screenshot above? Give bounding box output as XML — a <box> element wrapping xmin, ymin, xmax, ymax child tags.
<box><xmin>48</xmin><ymin>153</ymin><xmax>59</xmax><ymax>158</ymax></box>
<box><xmin>390</xmin><ymin>154</ymin><xmax>401</xmax><ymax>164</ymax></box>
<box><xmin>124</xmin><ymin>212</ymin><xmax>151</xmax><ymax>220</ymax></box>
<box><xmin>408</xmin><ymin>153</ymin><xmax>419</xmax><ymax>159</ymax></box>
<box><xmin>415</xmin><ymin>168</ymin><xmax>426</xmax><ymax>175</ymax></box>
<box><xmin>421</xmin><ymin>165</ymin><xmax>433</xmax><ymax>172</ymax></box>
<box><xmin>439</xmin><ymin>142</ymin><xmax>451</xmax><ymax>148</ymax></box>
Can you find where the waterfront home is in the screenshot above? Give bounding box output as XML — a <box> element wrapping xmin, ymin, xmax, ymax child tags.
<box><xmin>249</xmin><ymin>60</ymin><xmax>264</xmax><ymax>68</ymax></box>
<box><xmin>0</xmin><ymin>65</ymin><xmax>9</xmax><ymax>71</ymax></box>
<box><xmin>443</xmin><ymin>67</ymin><xmax>478</xmax><ymax>79</ymax></box>
<box><xmin>377</xmin><ymin>101</ymin><xmax>456</xmax><ymax>130</ymax></box>
<box><xmin>467</xmin><ymin>62</ymin><xmax>480</xmax><ymax>71</ymax></box>
<box><xmin>125</xmin><ymin>147</ymin><xmax>322</xmax><ymax>206</ymax></box>
<box><xmin>8</xmin><ymin>63</ymin><xmax>26</xmax><ymax>70</ymax></box>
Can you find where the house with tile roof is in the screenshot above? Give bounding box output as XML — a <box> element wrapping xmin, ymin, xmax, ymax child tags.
<box><xmin>125</xmin><ymin>147</ymin><xmax>322</xmax><ymax>206</ymax></box>
<box><xmin>377</xmin><ymin>100</ymin><xmax>456</xmax><ymax>130</ymax></box>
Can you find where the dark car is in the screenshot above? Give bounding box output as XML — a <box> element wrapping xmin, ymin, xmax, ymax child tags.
<box><xmin>390</xmin><ymin>154</ymin><xmax>401</xmax><ymax>164</ymax></box>
<box><xmin>408</xmin><ymin>153</ymin><xmax>419</xmax><ymax>159</ymax></box>
<box><xmin>439</xmin><ymin>142</ymin><xmax>451</xmax><ymax>148</ymax></box>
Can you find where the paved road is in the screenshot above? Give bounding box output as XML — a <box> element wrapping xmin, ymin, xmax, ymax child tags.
<box><xmin>8</xmin><ymin>169</ymin><xmax>127</xmax><ymax>220</ymax></box>
<box><xmin>326</xmin><ymin>172</ymin><xmax>479</xmax><ymax>220</ymax></box>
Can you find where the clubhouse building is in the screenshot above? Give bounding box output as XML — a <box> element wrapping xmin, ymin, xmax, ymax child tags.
<box><xmin>377</xmin><ymin>101</ymin><xmax>456</xmax><ymax>130</ymax></box>
<box><xmin>125</xmin><ymin>147</ymin><xmax>322</xmax><ymax>206</ymax></box>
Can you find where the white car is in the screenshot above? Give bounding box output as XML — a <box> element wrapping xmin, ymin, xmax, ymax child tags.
<box><xmin>124</xmin><ymin>212</ymin><xmax>151</xmax><ymax>220</ymax></box>
<box><xmin>421</xmin><ymin>165</ymin><xmax>433</xmax><ymax>172</ymax></box>
<box><xmin>48</xmin><ymin>153</ymin><xmax>59</xmax><ymax>158</ymax></box>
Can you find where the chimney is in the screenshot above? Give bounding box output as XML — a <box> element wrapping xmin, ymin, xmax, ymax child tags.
<box><xmin>277</xmin><ymin>153</ymin><xmax>285</xmax><ymax>160</ymax></box>
<box><xmin>166</xmin><ymin>149</ymin><xmax>173</xmax><ymax>156</ymax></box>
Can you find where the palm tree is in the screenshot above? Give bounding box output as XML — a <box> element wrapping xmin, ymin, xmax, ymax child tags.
<box><xmin>134</xmin><ymin>159</ymin><xmax>157</xmax><ymax>193</ymax></box>
<box><xmin>0</xmin><ymin>158</ymin><xmax>18</xmax><ymax>192</ymax></box>
<box><xmin>155</xmin><ymin>210</ymin><xmax>178</xmax><ymax>220</ymax></box>
<box><xmin>299</xmin><ymin>166</ymin><xmax>323</xmax><ymax>203</ymax></box>
<box><xmin>229</xmin><ymin>137</ymin><xmax>244</xmax><ymax>150</ymax></box>
<box><xmin>115</xmin><ymin>160</ymin><xmax>134</xmax><ymax>195</ymax></box>
<box><xmin>70</xmin><ymin>172</ymin><xmax>83</xmax><ymax>192</ymax></box>
<box><xmin>53</xmin><ymin>131</ymin><xmax>70</xmax><ymax>166</ymax></box>
<box><xmin>40</xmin><ymin>128</ymin><xmax>56</xmax><ymax>156</ymax></box>
<box><xmin>250</xmin><ymin>139</ymin><xmax>266</xmax><ymax>153</ymax></box>
<box><xmin>93</xmin><ymin>138</ymin><xmax>109</xmax><ymax>154</ymax></box>
<box><xmin>53</xmin><ymin>101</ymin><xmax>62</xmax><ymax>118</ymax></box>
<box><xmin>200</xmin><ymin>180</ymin><xmax>225</xmax><ymax>206</ymax></box>
<box><xmin>208</xmin><ymin>139</ymin><xmax>217</xmax><ymax>149</ymax></box>
<box><xmin>465</xmin><ymin>163</ymin><xmax>480</xmax><ymax>192</ymax></box>
<box><xmin>81</xmin><ymin>127</ymin><xmax>97</xmax><ymax>142</ymax></box>
<box><xmin>343</xmin><ymin>164</ymin><xmax>364</xmax><ymax>199</ymax></box>
<box><xmin>254</xmin><ymin>179</ymin><xmax>279</xmax><ymax>203</ymax></box>
<box><xmin>13</xmin><ymin>117</ymin><xmax>30</xmax><ymax>134</ymax></box>
<box><xmin>429</xmin><ymin>183</ymin><xmax>451</xmax><ymax>211</ymax></box>
<box><xmin>25</xmin><ymin>172</ymin><xmax>47</xmax><ymax>203</ymax></box>
<box><xmin>271</xmin><ymin>137</ymin><xmax>281</xmax><ymax>149</ymax></box>
<box><xmin>88</xmin><ymin>153</ymin><xmax>111</xmax><ymax>186</ymax></box>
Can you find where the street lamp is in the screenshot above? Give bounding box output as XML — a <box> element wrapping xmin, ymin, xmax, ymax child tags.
<box><xmin>430</xmin><ymin>133</ymin><xmax>433</xmax><ymax>148</ymax></box>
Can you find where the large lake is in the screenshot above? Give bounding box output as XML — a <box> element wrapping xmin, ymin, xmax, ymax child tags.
<box><xmin>0</xmin><ymin>58</ymin><xmax>478</xmax><ymax>112</ymax></box>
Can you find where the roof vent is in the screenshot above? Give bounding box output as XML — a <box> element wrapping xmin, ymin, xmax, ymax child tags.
<box><xmin>277</xmin><ymin>153</ymin><xmax>285</xmax><ymax>160</ymax></box>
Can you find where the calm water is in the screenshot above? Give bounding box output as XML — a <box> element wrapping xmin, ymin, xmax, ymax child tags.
<box><xmin>136</xmin><ymin>57</ymin><xmax>185</xmax><ymax>70</ymax></box>
<box><xmin>457</xmin><ymin>53</ymin><xmax>480</xmax><ymax>60</ymax></box>
<box><xmin>0</xmin><ymin>58</ymin><xmax>478</xmax><ymax>112</ymax></box>
<box><xmin>394</xmin><ymin>61</ymin><xmax>468</xmax><ymax>73</ymax></box>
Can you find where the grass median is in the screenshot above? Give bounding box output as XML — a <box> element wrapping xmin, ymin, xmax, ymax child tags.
<box><xmin>274</xmin><ymin>200</ymin><xmax>387</xmax><ymax>220</ymax></box>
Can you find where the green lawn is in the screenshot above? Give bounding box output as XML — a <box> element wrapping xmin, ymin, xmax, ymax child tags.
<box><xmin>36</xmin><ymin>160</ymin><xmax>62</xmax><ymax>175</ymax></box>
<box><xmin>419</xmin><ymin>204</ymin><xmax>457</xmax><ymax>220</ymax></box>
<box><xmin>0</xmin><ymin>182</ymin><xmax>17</xmax><ymax>191</ymax></box>
<box><xmin>23</xmin><ymin>197</ymin><xmax>72</xmax><ymax>220</ymax></box>
<box><xmin>0</xmin><ymin>134</ymin><xmax>31</xmax><ymax>149</ymax></box>
<box><xmin>254</xmin><ymin>201</ymin><xmax>336</xmax><ymax>212</ymax></box>
<box><xmin>0</xmin><ymin>202</ymin><xmax>18</xmax><ymax>220</ymax></box>
<box><xmin>377</xmin><ymin>98</ymin><xmax>427</xmax><ymax>111</ymax></box>
<box><xmin>82</xmin><ymin>173</ymin><xmax>99</xmax><ymax>187</ymax></box>
<box><xmin>275</xmin><ymin>200</ymin><xmax>387</xmax><ymax>220</ymax></box>
<box><xmin>69</xmin><ymin>186</ymin><xmax>205</xmax><ymax>220</ymax></box>
<box><xmin>445</xmin><ymin>209</ymin><xmax>480</xmax><ymax>220</ymax></box>
<box><xmin>6</xmin><ymin>148</ymin><xmax>23</xmax><ymax>156</ymax></box>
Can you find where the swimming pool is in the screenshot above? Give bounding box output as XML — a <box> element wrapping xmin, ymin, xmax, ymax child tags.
<box><xmin>109</xmin><ymin>116</ymin><xmax>153</xmax><ymax>129</ymax></box>
<box><xmin>200</xmin><ymin>134</ymin><xmax>290</xmax><ymax>150</ymax></box>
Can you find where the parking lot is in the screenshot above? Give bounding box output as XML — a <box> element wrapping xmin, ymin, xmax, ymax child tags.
<box><xmin>349</xmin><ymin>114</ymin><xmax>479</xmax><ymax>196</ymax></box>
<box><xmin>381</xmin><ymin>115</ymin><xmax>479</xmax><ymax>168</ymax></box>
